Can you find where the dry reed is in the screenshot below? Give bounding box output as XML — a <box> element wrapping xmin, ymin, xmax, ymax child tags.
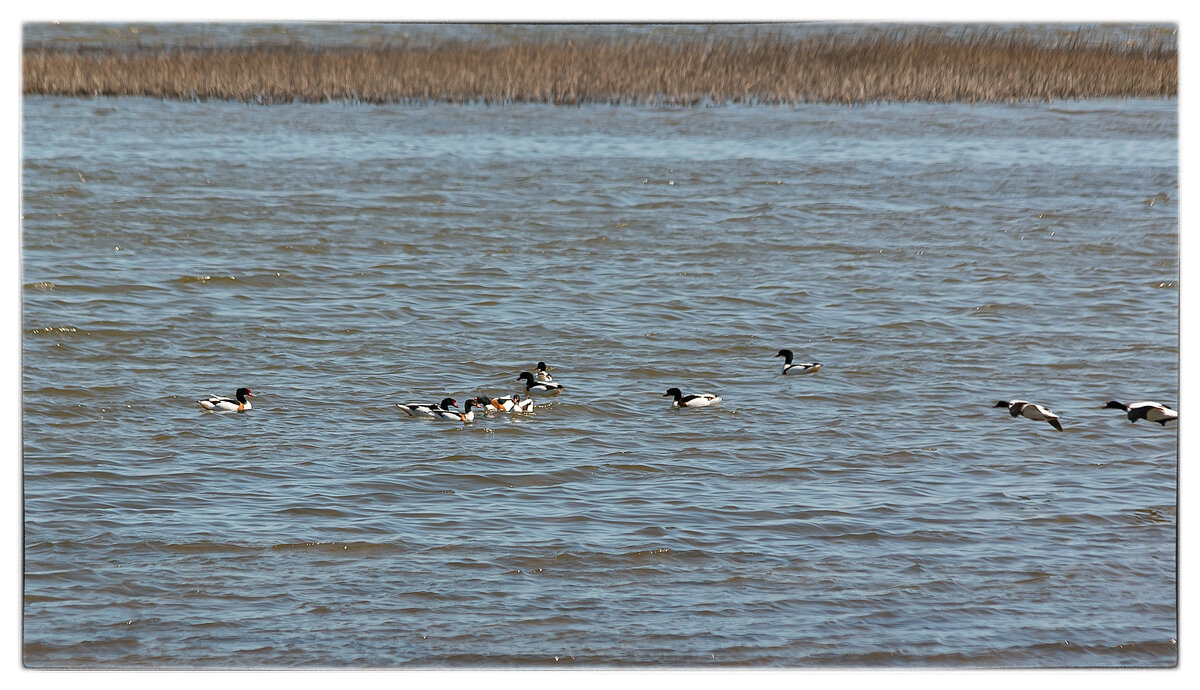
<box><xmin>22</xmin><ymin>34</ymin><xmax>1177</xmax><ymax>105</ymax></box>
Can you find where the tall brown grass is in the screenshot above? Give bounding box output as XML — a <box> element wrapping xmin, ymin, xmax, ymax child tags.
<box><xmin>22</xmin><ymin>34</ymin><xmax>1177</xmax><ymax>105</ymax></box>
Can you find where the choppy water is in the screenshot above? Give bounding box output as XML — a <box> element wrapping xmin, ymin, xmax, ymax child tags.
<box><xmin>21</xmin><ymin>95</ymin><xmax>1177</xmax><ymax>667</ymax></box>
<box><xmin>22</xmin><ymin>21</ymin><xmax>1177</xmax><ymax>51</ymax></box>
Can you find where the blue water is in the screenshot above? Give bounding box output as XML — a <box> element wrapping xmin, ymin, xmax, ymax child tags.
<box><xmin>22</xmin><ymin>95</ymin><xmax>1177</xmax><ymax>667</ymax></box>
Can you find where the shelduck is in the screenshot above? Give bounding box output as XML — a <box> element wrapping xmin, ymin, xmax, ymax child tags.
<box><xmin>479</xmin><ymin>395</ymin><xmax>515</xmax><ymax>412</ymax></box>
<box><xmin>396</xmin><ymin>397</ymin><xmax>458</xmax><ymax>417</ymax></box>
<box><xmin>1104</xmin><ymin>400</ymin><xmax>1177</xmax><ymax>426</ymax></box>
<box><xmin>518</xmin><ymin>371</ymin><xmax>564</xmax><ymax>396</ymax></box>
<box><xmin>994</xmin><ymin>400</ymin><xmax>1063</xmax><ymax>431</ymax></box>
<box><xmin>481</xmin><ymin>394</ymin><xmax>536</xmax><ymax>413</ymax></box>
<box><xmin>534</xmin><ymin>362</ymin><xmax>554</xmax><ymax>382</ymax></box>
<box><xmin>430</xmin><ymin>399</ymin><xmax>480</xmax><ymax>422</ymax></box>
<box><xmin>664</xmin><ymin>387</ymin><xmax>721</xmax><ymax>408</ymax></box>
<box><xmin>198</xmin><ymin>388</ymin><xmax>253</xmax><ymax>412</ymax></box>
<box><xmin>776</xmin><ymin>349</ymin><xmax>821</xmax><ymax>375</ymax></box>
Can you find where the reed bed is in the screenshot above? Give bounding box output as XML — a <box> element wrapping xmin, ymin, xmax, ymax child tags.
<box><xmin>23</xmin><ymin>34</ymin><xmax>1177</xmax><ymax>105</ymax></box>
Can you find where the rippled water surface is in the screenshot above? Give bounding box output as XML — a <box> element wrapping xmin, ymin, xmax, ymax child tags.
<box><xmin>22</xmin><ymin>21</ymin><xmax>1177</xmax><ymax>50</ymax></box>
<box><xmin>22</xmin><ymin>96</ymin><xmax>1177</xmax><ymax>667</ymax></box>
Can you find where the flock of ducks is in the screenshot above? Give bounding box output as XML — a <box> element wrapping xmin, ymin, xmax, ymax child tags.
<box><xmin>393</xmin><ymin>362</ymin><xmax>559</xmax><ymax>422</ymax></box>
<box><xmin>197</xmin><ymin>352</ymin><xmax>1177</xmax><ymax>431</ymax></box>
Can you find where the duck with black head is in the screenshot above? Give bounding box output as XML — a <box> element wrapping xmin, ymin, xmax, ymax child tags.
<box><xmin>198</xmin><ymin>388</ymin><xmax>254</xmax><ymax>412</ymax></box>
<box><xmin>518</xmin><ymin>371</ymin><xmax>564</xmax><ymax>396</ymax></box>
<box><xmin>994</xmin><ymin>400</ymin><xmax>1062</xmax><ymax>431</ymax></box>
<box><xmin>664</xmin><ymin>387</ymin><xmax>721</xmax><ymax>408</ymax></box>
<box><xmin>396</xmin><ymin>397</ymin><xmax>459</xmax><ymax>417</ymax></box>
<box><xmin>776</xmin><ymin>349</ymin><xmax>821</xmax><ymax>375</ymax></box>
<box><xmin>1104</xmin><ymin>400</ymin><xmax>1177</xmax><ymax>426</ymax></box>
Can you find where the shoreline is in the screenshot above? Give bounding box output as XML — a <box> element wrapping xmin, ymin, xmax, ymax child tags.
<box><xmin>23</xmin><ymin>35</ymin><xmax>1177</xmax><ymax>106</ymax></box>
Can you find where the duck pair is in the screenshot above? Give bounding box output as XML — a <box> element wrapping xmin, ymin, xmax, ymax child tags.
<box><xmin>662</xmin><ymin>348</ymin><xmax>819</xmax><ymax>409</ymax></box>
<box><xmin>396</xmin><ymin>397</ymin><xmax>483</xmax><ymax>422</ymax></box>
<box><xmin>994</xmin><ymin>399</ymin><xmax>1178</xmax><ymax>432</ymax></box>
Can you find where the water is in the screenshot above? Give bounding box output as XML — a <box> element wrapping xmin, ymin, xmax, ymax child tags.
<box><xmin>22</xmin><ymin>21</ymin><xmax>1177</xmax><ymax>51</ymax></box>
<box><xmin>21</xmin><ymin>96</ymin><xmax>1177</xmax><ymax>667</ymax></box>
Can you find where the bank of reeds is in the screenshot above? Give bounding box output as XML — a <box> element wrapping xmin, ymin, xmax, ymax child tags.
<box><xmin>23</xmin><ymin>34</ymin><xmax>1177</xmax><ymax>105</ymax></box>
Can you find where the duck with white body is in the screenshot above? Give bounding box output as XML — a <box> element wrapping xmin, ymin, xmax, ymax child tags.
<box><xmin>198</xmin><ymin>388</ymin><xmax>254</xmax><ymax>412</ymax></box>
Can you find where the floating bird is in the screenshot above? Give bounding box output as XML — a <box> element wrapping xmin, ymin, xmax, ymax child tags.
<box><xmin>198</xmin><ymin>388</ymin><xmax>253</xmax><ymax>412</ymax></box>
<box><xmin>477</xmin><ymin>395</ymin><xmax>533</xmax><ymax>413</ymax></box>
<box><xmin>776</xmin><ymin>349</ymin><xmax>821</xmax><ymax>375</ymax></box>
<box><xmin>510</xmin><ymin>394</ymin><xmax>535</xmax><ymax>413</ymax></box>
<box><xmin>518</xmin><ymin>371</ymin><xmax>564</xmax><ymax>396</ymax></box>
<box><xmin>994</xmin><ymin>400</ymin><xmax>1062</xmax><ymax>431</ymax></box>
<box><xmin>534</xmin><ymin>361</ymin><xmax>554</xmax><ymax>382</ymax></box>
<box><xmin>664</xmin><ymin>387</ymin><xmax>721</xmax><ymax>408</ymax></box>
<box><xmin>479</xmin><ymin>395</ymin><xmax>515</xmax><ymax>412</ymax></box>
<box><xmin>396</xmin><ymin>397</ymin><xmax>458</xmax><ymax>417</ymax></box>
<box><xmin>430</xmin><ymin>399</ymin><xmax>480</xmax><ymax>422</ymax></box>
<box><xmin>1104</xmin><ymin>400</ymin><xmax>1177</xmax><ymax>426</ymax></box>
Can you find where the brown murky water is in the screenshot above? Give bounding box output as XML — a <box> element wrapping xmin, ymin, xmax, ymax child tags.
<box><xmin>22</xmin><ymin>91</ymin><xmax>1176</xmax><ymax>666</ymax></box>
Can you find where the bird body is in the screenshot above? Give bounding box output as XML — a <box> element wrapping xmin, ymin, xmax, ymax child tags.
<box><xmin>481</xmin><ymin>395</ymin><xmax>516</xmax><ymax>412</ymax></box>
<box><xmin>430</xmin><ymin>399</ymin><xmax>480</xmax><ymax>422</ymax></box>
<box><xmin>198</xmin><ymin>388</ymin><xmax>253</xmax><ymax>412</ymax></box>
<box><xmin>776</xmin><ymin>349</ymin><xmax>821</xmax><ymax>375</ymax></box>
<box><xmin>1104</xmin><ymin>400</ymin><xmax>1177</xmax><ymax>426</ymax></box>
<box><xmin>397</xmin><ymin>397</ymin><xmax>458</xmax><ymax>417</ymax></box>
<box><xmin>664</xmin><ymin>387</ymin><xmax>721</xmax><ymax>408</ymax></box>
<box><xmin>518</xmin><ymin>371</ymin><xmax>564</xmax><ymax>396</ymax></box>
<box><xmin>479</xmin><ymin>394</ymin><xmax>534</xmax><ymax>413</ymax></box>
<box><xmin>995</xmin><ymin>400</ymin><xmax>1062</xmax><ymax>431</ymax></box>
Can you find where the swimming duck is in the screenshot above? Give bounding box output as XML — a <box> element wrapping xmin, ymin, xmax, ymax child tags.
<box><xmin>198</xmin><ymin>388</ymin><xmax>253</xmax><ymax>412</ymax></box>
<box><xmin>483</xmin><ymin>394</ymin><xmax>536</xmax><ymax>413</ymax></box>
<box><xmin>776</xmin><ymin>349</ymin><xmax>821</xmax><ymax>375</ymax></box>
<box><xmin>1103</xmin><ymin>400</ymin><xmax>1177</xmax><ymax>426</ymax></box>
<box><xmin>664</xmin><ymin>387</ymin><xmax>721</xmax><ymax>408</ymax></box>
<box><xmin>396</xmin><ymin>397</ymin><xmax>458</xmax><ymax>417</ymax></box>
<box><xmin>994</xmin><ymin>400</ymin><xmax>1062</xmax><ymax>431</ymax></box>
<box><xmin>475</xmin><ymin>395</ymin><xmax>511</xmax><ymax>412</ymax></box>
<box><xmin>534</xmin><ymin>362</ymin><xmax>554</xmax><ymax>382</ymax></box>
<box><xmin>430</xmin><ymin>399</ymin><xmax>480</xmax><ymax>422</ymax></box>
<box><xmin>518</xmin><ymin>371</ymin><xmax>564</xmax><ymax>396</ymax></box>
<box><xmin>478</xmin><ymin>395</ymin><xmax>514</xmax><ymax>412</ymax></box>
